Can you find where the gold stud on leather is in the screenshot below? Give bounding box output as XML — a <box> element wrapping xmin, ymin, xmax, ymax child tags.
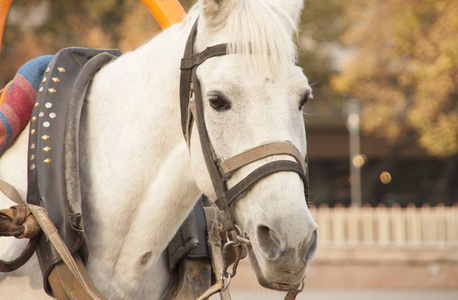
<box><xmin>42</xmin><ymin>134</ymin><xmax>50</xmax><ymax>140</ymax></box>
<box><xmin>32</xmin><ymin>116</ymin><xmax>37</xmax><ymax>122</ymax></box>
<box><xmin>44</xmin><ymin>158</ymin><xmax>52</xmax><ymax>164</ymax></box>
<box><xmin>43</xmin><ymin>146</ymin><xmax>51</xmax><ymax>152</ymax></box>
<box><xmin>31</xmin><ymin>129</ymin><xmax>36</xmax><ymax>135</ymax></box>
<box><xmin>52</xmin><ymin>77</ymin><xmax>60</xmax><ymax>83</ymax></box>
<box><xmin>48</xmin><ymin>88</ymin><xmax>56</xmax><ymax>93</ymax></box>
<box><xmin>58</xmin><ymin>67</ymin><xmax>66</xmax><ymax>73</ymax></box>
<box><xmin>34</xmin><ymin>102</ymin><xmax>39</xmax><ymax>107</ymax></box>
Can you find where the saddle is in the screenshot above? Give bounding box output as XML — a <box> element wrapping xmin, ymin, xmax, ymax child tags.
<box><xmin>19</xmin><ymin>47</ymin><xmax>210</xmax><ymax>297</ymax></box>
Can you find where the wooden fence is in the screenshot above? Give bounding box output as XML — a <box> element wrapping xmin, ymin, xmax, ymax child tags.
<box><xmin>309</xmin><ymin>203</ymin><xmax>458</xmax><ymax>247</ymax></box>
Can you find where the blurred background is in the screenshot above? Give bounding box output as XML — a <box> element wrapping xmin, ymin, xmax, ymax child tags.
<box><xmin>1</xmin><ymin>0</ymin><xmax>457</xmax><ymax>297</ymax></box>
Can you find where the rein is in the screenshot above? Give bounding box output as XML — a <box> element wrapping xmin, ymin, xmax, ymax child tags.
<box><xmin>180</xmin><ymin>19</ymin><xmax>308</xmax><ymax>299</ymax></box>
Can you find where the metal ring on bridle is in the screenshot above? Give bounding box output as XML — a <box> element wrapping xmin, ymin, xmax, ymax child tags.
<box><xmin>221</xmin><ymin>273</ymin><xmax>232</xmax><ymax>292</ymax></box>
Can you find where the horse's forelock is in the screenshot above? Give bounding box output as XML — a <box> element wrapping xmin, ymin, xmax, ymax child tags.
<box><xmin>227</xmin><ymin>0</ymin><xmax>297</xmax><ymax>75</ymax></box>
<box><xmin>192</xmin><ymin>0</ymin><xmax>298</xmax><ymax>76</ymax></box>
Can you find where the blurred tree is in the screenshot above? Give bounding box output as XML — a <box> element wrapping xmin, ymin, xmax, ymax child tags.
<box><xmin>298</xmin><ymin>0</ymin><xmax>348</xmax><ymax>117</ymax></box>
<box><xmin>0</xmin><ymin>0</ymin><xmax>165</xmax><ymax>86</ymax></box>
<box><xmin>332</xmin><ymin>0</ymin><xmax>458</xmax><ymax>157</ymax></box>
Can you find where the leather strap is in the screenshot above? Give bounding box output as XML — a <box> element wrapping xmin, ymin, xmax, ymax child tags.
<box><xmin>220</xmin><ymin>141</ymin><xmax>307</xmax><ymax>175</ymax></box>
<box><xmin>0</xmin><ymin>179</ymin><xmax>41</xmax><ymax>272</ymax></box>
<box><xmin>0</xmin><ymin>235</ymin><xmax>40</xmax><ymax>272</ymax></box>
<box><xmin>226</xmin><ymin>160</ymin><xmax>307</xmax><ymax>206</ymax></box>
<box><xmin>179</xmin><ymin>20</ymin><xmax>198</xmax><ymax>138</ymax></box>
<box><xmin>180</xmin><ymin>19</ymin><xmax>228</xmax><ymax>141</ymax></box>
<box><xmin>0</xmin><ymin>179</ymin><xmax>106</xmax><ymax>298</ymax></box>
<box><xmin>180</xmin><ymin>44</ymin><xmax>228</xmax><ymax>70</ymax></box>
<box><xmin>192</xmin><ymin>71</ymin><xmax>234</xmax><ymax>228</ymax></box>
<box><xmin>48</xmin><ymin>254</ymin><xmax>106</xmax><ymax>300</ymax></box>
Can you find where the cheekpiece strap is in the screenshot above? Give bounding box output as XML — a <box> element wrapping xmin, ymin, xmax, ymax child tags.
<box><xmin>179</xmin><ymin>19</ymin><xmax>228</xmax><ymax>140</ymax></box>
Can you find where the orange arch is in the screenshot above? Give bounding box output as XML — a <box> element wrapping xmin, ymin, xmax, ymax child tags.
<box><xmin>141</xmin><ymin>0</ymin><xmax>186</xmax><ymax>29</ymax></box>
<box><xmin>0</xmin><ymin>0</ymin><xmax>12</xmax><ymax>55</ymax></box>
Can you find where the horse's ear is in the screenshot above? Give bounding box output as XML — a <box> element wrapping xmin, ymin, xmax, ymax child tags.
<box><xmin>271</xmin><ymin>0</ymin><xmax>304</xmax><ymax>26</ymax></box>
<box><xmin>199</xmin><ymin>0</ymin><xmax>233</xmax><ymax>27</ymax></box>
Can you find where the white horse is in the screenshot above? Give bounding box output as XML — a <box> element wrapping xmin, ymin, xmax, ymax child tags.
<box><xmin>0</xmin><ymin>0</ymin><xmax>317</xmax><ymax>298</ymax></box>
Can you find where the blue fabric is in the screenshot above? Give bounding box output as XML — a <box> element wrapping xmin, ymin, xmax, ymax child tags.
<box><xmin>15</xmin><ymin>55</ymin><xmax>53</xmax><ymax>91</ymax></box>
<box><xmin>0</xmin><ymin>112</ymin><xmax>12</xmax><ymax>155</ymax></box>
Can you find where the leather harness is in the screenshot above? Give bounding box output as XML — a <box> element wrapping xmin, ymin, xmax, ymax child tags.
<box><xmin>180</xmin><ymin>20</ymin><xmax>309</xmax><ymax>231</ymax></box>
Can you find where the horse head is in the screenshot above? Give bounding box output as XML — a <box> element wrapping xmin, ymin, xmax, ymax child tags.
<box><xmin>186</xmin><ymin>0</ymin><xmax>318</xmax><ymax>291</ymax></box>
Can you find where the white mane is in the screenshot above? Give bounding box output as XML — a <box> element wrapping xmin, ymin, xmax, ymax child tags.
<box><xmin>187</xmin><ymin>0</ymin><xmax>298</xmax><ymax>76</ymax></box>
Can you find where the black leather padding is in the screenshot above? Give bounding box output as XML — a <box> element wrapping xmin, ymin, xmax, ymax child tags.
<box><xmin>27</xmin><ymin>47</ymin><xmax>121</xmax><ymax>296</ymax></box>
<box><xmin>167</xmin><ymin>197</ymin><xmax>210</xmax><ymax>272</ymax></box>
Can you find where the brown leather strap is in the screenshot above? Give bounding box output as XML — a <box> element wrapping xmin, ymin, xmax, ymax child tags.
<box><xmin>0</xmin><ymin>205</ymin><xmax>41</xmax><ymax>238</ymax></box>
<box><xmin>0</xmin><ymin>180</ymin><xmax>41</xmax><ymax>272</ymax></box>
<box><xmin>28</xmin><ymin>203</ymin><xmax>106</xmax><ymax>299</ymax></box>
<box><xmin>179</xmin><ymin>19</ymin><xmax>198</xmax><ymax>138</ymax></box>
<box><xmin>0</xmin><ymin>179</ymin><xmax>24</xmax><ymax>205</ymax></box>
<box><xmin>220</xmin><ymin>141</ymin><xmax>306</xmax><ymax>176</ymax></box>
<box><xmin>192</xmin><ymin>71</ymin><xmax>234</xmax><ymax>229</ymax></box>
<box><xmin>226</xmin><ymin>160</ymin><xmax>307</xmax><ymax>207</ymax></box>
<box><xmin>0</xmin><ymin>179</ymin><xmax>106</xmax><ymax>298</ymax></box>
<box><xmin>0</xmin><ymin>234</ymin><xmax>41</xmax><ymax>272</ymax></box>
<box><xmin>180</xmin><ymin>19</ymin><xmax>228</xmax><ymax>142</ymax></box>
<box><xmin>181</xmin><ymin>43</ymin><xmax>228</xmax><ymax>70</ymax></box>
<box><xmin>48</xmin><ymin>254</ymin><xmax>106</xmax><ymax>300</ymax></box>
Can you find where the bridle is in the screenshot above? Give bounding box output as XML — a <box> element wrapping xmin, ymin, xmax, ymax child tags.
<box><xmin>180</xmin><ymin>19</ymin><xmax>309</xmax><ymax>231</ymax></box>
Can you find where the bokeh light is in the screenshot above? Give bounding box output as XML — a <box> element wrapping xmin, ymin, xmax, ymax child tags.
<box><xmin>380</xmin><ymin>171</ymin><xmax>392</xmax><ymax>184</ymax></box>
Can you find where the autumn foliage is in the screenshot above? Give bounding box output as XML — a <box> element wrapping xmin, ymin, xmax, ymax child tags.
<box><xmin>332</xmin><ymin>0</ymin><xmax>458</xmax><ymax>157</ymax></box>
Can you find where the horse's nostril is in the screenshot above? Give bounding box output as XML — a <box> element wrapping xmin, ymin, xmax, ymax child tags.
<box><xmin>256</xmin><ymin>225</ymin><xmax>281</xmax><ymax>259</ymax></box>
<box><xmin>304</xmin><ymin>229</ymin><xmax>318</xmax><ymax>261</ymax></box>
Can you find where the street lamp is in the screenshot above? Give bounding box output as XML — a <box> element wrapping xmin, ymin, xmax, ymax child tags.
<box><xmin>347</xmin><ymin>99</ymin><xmax>362</xmax><ymax>207</ymax></box>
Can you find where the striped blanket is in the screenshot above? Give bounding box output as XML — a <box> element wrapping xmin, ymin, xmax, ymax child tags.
<box><xmin>0</xmin><ymin>55</ymin><xmax>53</xmax><ymax>156</ymax></box>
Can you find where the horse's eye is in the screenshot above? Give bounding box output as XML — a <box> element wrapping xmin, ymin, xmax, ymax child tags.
<box><xmin>208</xmin><ymin>93</ymin><xmax>231</xmax><ymax>111</ymax></box>
<box><xmin>299</xmin><ymin>90</ymin><xmax>313</xmax><ymax>110</ymax></box>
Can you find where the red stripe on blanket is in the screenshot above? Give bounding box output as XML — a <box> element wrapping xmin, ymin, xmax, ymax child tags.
<box><xmin>5</xmin><ymin>74</ymin><xmax>37</xmax><ymax>136</ymax></box>
<box><xmin>9</xmin><ymin>74</ymin><xmax>37</xmax><ymax>104</ymax></box>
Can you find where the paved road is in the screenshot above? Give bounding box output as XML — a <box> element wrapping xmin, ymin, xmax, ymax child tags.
<box><xmin>218</xmin><ymin>289</ymin><xmax>458</xmax><ymax>300</ymax></box>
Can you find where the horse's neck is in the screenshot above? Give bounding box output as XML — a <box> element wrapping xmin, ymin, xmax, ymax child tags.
<box><xmin>79</xmin><ymin>21</ymin><xmax>201</xmax><ymax>299</ymax></box>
